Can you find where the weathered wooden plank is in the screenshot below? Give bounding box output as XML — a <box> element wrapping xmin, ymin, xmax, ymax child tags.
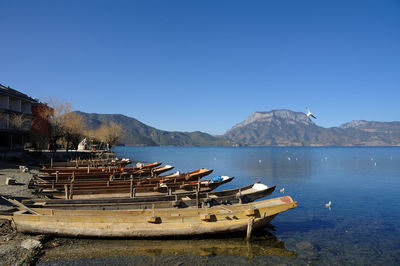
<box><xmin>1</xmin><ymin>197</ymin><xmax>40</xmax><ymax>215</ymax></box>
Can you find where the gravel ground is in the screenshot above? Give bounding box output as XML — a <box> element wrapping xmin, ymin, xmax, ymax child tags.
<box><xmin>0</xmin><ymin>158</ymin><xmax>47</xmax><ymax>266</ymax></box>
<box><xmin>0</xmin><ymin>219</ymin><xmax>47</xmax><ymax>266</ymax></box>
<box><xmin>0</xmin><ymin>160</ymin><xmax>39</xmax><ymax>211</ymax></box>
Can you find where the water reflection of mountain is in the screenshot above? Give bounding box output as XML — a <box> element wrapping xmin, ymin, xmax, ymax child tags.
<box><xmin>228</xmin><ymin>148</ymin><xmax>312</xmax><ymax>181</ymax></box>
<box><xmin>40</xmin><ymin>229</ymin><xmax>296</xmax><ymax>263</ymax></box>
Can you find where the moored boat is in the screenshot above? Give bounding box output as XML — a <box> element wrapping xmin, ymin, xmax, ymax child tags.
<box><xmin>10</xmin><ymin>196</ymin><xmax>297</xmax><ymax>238</ymax></box>
<box><xmin>29</xmin><ymin>168</ymin><xmax>213</xmax><ymax>190</ymax></box>
<box><xmin>35</xmin><ymin>162</ymin><xmax>166</xmax><ymax>182</ymax></box>
<box><xmin>160</xmin><ymin>168</ymin><xmax>213</xmax><ymax>182</ymax></box>
<box><xmin>42</xmin><ymin>158</ymin><xmax>132</xmax><ymax>168</ymax></box>
<box><xmin>33</xmin><ymin>176</ymin><xmax>234</xmax><ymax>199</ymax></box>
<box><xmin>22</xmin><ymin>183</ymin><xmax>276</xmax><ymax>210</ymax></box>
<box><xmin>39</xmin><ymin>162</ymin><xmax>162</xmax><ymax>175</ymax></box>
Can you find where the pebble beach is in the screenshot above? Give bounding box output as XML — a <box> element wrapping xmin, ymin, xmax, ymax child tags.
<box><xmin>0</xmin><ymin>159</ymin><xmax>45</xmax><ymax>265</ymax></box>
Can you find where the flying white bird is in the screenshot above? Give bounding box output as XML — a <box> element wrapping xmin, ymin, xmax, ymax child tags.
<box><xmin>280</xmin><ymin>188</ymin><xmax>285</xmax><ymax>193</ymax></box>
<box><xmin>306</xmin><ymin>107</ymin><xmax>317</xmax><ymax>119</ymax></box>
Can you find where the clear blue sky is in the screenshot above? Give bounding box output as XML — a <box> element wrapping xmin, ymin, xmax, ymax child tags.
<box><xmin>1</xmin><ymin>0</ymin><xmax>399</xmax><ymax>135</ymax></box>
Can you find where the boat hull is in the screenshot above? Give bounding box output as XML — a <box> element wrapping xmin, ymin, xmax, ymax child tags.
<box><xmin>34</xmin><ymin>177</ymin><xmax>234</xmax><ymax>199</ymax></box>
<box><xmin>12</xmin><ymin>197</ymin><xmax>297</xmax><ymax>238</ymax></box>
<box><xmin>23</xmin><ymin>184</ymin><xmax>276</xmax><ymax>210</ymax></box>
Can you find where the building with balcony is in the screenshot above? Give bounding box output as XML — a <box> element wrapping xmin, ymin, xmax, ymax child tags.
<box><xmin>0</xmin><ymin>84</ymin><xmax>50</xmax><ymax>150</ymax></box>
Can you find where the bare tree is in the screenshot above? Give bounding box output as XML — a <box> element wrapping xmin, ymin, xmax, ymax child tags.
<box><xmin>37</xmin><ymin>99</ymin><xmax>72</xmax><ymax>151</ymax></box>
<box><xmin>7</xmin><ymin>113</ymin><xmax>31</xmax><ymax>149</ymax></box>
<box><xmin>96</xmin><ymin>122</ymin><xmax>124</xmax><ymax>149</ymax></box>
<box><xmin>62</xmin><ymin>112</ymin><xmax>85</xmax><ymax>152</ymax></box>
<box><xmin>8</xmin><ymin>113</ymin><xmax>31</xmax><ymax>131</ymax></box>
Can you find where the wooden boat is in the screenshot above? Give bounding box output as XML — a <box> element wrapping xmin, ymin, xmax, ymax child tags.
<box><xmin>35</xmin><ymin>163</ymin><xmax>165</xmax><ymax>182</ymax></box>
<box><xmin>40</xmin><ymin>162</ymin><xmax>162</xmax><ymax>175</ymax></box>
<box><xmin>159</xmin><ymin>168</ymin><xmax>213</xmax><ymax>182</ymax></box>
<box><xmin>29</xmin><ymin>168</ymin><xmax>213</xmax><ymax>190</ymax></box>
<box><xmin>43</xmin><ymin>158</ymin><xmax>132</xmax><ymax>168</ymax></box>
<box><xmin>33</xmin><ymin>176</ymin><xmax>234</xmax><ymax>199</ymax></box>
<box><xmin>23</xmin><ymin>183</ymin><xmax>276</xmax><ymax>210</ymax></box>
<box><xmin>9</xmin><ymin>196</ymin><xmax>297</xmax><ymax>238</ymax></box>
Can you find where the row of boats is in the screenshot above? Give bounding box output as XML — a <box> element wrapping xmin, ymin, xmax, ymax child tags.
<box><xmin>4</xmin><ymin>156</ymin><xmax>298</xmax><ymax>238</ymax></box>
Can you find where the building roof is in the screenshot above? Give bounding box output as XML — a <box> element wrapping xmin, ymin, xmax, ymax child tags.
<box><xmin>0</xmin><ymin>84</ymin><xmax>38</xmax><ymax>103</ymax></box>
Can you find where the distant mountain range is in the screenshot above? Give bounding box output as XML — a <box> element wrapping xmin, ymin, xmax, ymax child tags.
<box><xmin>223</xmin><ymin>110</ymin><xmax>400</xmax><ymax>146</ymax></box>
<box><xmin>75</xmin><ymin>110</ymin><xmax>400</xmax><ymax>146</ymax></box>
<box><xmin>74</xmin><ymin>111</ymin><xmax>232</xmax><ymax>146</ymax></box>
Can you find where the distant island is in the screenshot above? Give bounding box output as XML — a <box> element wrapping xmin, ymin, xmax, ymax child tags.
<box><xmin>75</xmin><ymin>109</ymin><xmax>400</xmax><ymax>147</ymax></box>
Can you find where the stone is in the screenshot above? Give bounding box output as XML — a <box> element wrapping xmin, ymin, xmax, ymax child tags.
<box><xmin>21</xmin><ymin>239</ymin><xmax>42</xmax><ymax>250</ymax></box>
<box><xmin>296</xmin><ymin>241</ymin><xmax>314</xmax><ymax>250</ymax></box>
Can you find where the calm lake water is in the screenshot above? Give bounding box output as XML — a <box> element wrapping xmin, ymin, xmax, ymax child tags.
<box><xmin>38</xmin><ymin>146</ymin><xmax>400</xmax><ymax>265</ymax></box>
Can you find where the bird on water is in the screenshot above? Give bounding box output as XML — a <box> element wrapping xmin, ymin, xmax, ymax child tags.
<box><xmin>325</xmin><ymin>201</ymin><xmax>332</xmax><ymax>209</ymax></box>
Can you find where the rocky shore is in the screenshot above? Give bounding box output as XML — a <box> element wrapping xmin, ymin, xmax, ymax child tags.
<box><xmin>0</xmin><ymin>159</ymin><xmax>47</xmax><ymax>265</ymax></box>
